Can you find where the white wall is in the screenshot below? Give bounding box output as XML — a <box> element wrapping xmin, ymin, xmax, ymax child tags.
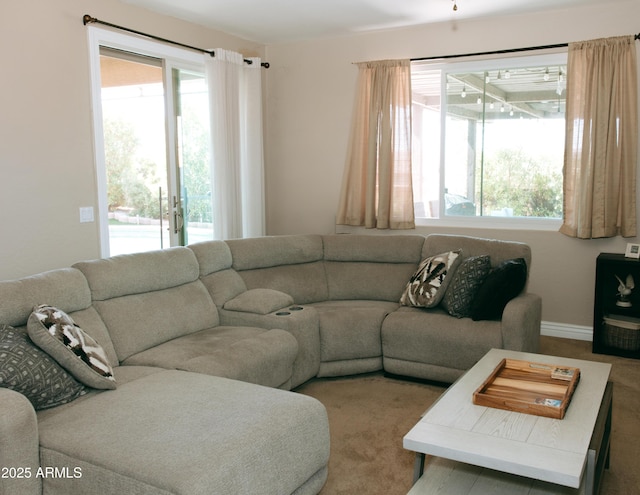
<box><xmin>263</xmin><ymin>1</ymin><xmax>640</xmax><ymax>330</ymax></box>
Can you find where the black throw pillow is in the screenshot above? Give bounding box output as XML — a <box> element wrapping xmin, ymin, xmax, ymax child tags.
<box><xmin>470</xmin><ymin>258</ymin><xmax>527</xmax><ymax>321</ymax></box>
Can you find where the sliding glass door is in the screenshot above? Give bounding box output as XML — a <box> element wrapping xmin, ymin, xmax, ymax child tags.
<box><xmin>88</xmin><ymin>28</ymin><xmax>214</xmax><ymax>257</ymax></box>
<box><xmin>171</xmin><ymin>68</ymin><xmax>213</xmax><ymax>246</ymax></box>
<box><xmin>99</xmin><ymin>49</ymin><xmax>170</xmax><ymax>255</ymax></box>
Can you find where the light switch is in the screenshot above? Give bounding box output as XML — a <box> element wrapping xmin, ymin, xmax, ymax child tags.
<box><xmin>79</xmin><ymin>207</ymin><xmax>94</xmax><ymax>223</ymax></box>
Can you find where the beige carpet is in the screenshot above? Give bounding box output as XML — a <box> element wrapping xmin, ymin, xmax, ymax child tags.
<box><xmin>296</xmin><ymin>336</ymin><xmax>640</xmax><ymax>494</ymax></box>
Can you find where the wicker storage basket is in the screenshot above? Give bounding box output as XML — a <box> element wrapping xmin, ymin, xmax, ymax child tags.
<box><xmin>603</xmin><ymin>316</ymin><xmax>640</xmax><ymax>351</ymax></box>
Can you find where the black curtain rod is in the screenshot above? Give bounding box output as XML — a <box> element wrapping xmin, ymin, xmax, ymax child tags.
<box><xmin>411</xmin><ymin>33</ymin><xmax>640</xmax><ymax>62</ymax></box>
<box><xmin>82</xmin><ymin>14</ymin><xmax>270</xmax><ymax>68</ymax></box>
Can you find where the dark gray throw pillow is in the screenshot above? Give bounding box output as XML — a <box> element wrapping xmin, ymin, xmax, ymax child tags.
<box><xmin>470</xmin><ymin>258</ymin><xmax>527</xmax><ymax>321</ymax></box>
<box><xmin>0</xmin><ymin>324</ymin><xmax>86</xmax><ymax>410</ymax></box>
<box><xmin>442</xmin><ymin>255</ymin><xmax>491</xmax><ymax>318</ymax></box>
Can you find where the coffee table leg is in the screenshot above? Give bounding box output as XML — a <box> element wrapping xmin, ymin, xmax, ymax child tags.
<box><xmin>587</xmin><ymin>381</ymin><xmax>613</xmax><ymax>495</ymax></box>
<box><xmin>413</xmin><ymin>453</ymin><xmax>426</xmax><ymax>484</ymax></box>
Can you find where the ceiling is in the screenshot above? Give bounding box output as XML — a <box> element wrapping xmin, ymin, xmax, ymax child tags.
<box><xmin>123</xmin><ymin>0</ymin><xmax>615</xmax><ymax>44</ymax></box>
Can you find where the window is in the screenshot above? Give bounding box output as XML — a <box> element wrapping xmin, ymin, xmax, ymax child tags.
<box><xmin>411</xmin><ymin>52</ymin><xmax>567</xmax><ymax>228</ymax></box>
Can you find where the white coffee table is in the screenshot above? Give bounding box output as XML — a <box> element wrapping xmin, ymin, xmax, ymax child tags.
<box><xmin>404</xmin><ymin>349</ymin><xmax>612</xmax><ymax>494</ymax></box>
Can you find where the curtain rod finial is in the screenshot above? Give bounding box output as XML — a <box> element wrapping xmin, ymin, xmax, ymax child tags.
<box><xmin>83</xmin><ymin>14</ymin><xmax>97</xmax><ymax>25</ymax></box>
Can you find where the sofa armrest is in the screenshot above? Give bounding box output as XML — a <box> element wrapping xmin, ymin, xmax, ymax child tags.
<box><xmin>500</xmin><ymin>292</ymin><xmax>542</xmax><ymax>353</ymax></box>
<box><xmin>223</xmin><ymin>288</ymin><xmax>294</xmax><ymax>315</ymax></box>
<box><xmin>219</xmin><ymin>306</ymin><xmax>321</xmax><ymax>388</ymax></box>
<box><xmin>0</xmin><ymin>388</ymin><xmax>41</xmax><ymax>495</ymax></box>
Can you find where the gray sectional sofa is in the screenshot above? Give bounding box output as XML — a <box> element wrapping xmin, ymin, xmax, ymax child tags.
<box><xmin>0</xmin><ymin>233</ymin><xmax>541</xmax><ymax>495</ymax></box>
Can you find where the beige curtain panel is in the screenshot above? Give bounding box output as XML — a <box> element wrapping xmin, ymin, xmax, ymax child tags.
<box><xmin>561</xmin><ymin>35</ymin><xmax>638</xmax><ymax>239</ymax></box>
<box><xmin>337</xmin><ymin>59</ymin><xmax>415</xmax><ymax>230</ymax></box>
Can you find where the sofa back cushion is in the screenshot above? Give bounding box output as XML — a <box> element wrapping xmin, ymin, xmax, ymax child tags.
<box><xmin>226</xmin><ymin>235</ymin><xmax>329</xmax><ymax>304</ymax></box>
<box><xmin>422</xmin><ymin>234</ymin><xmax>532</xmax><ymax>270</ymax></box>
<box><xmin>188</xmin><ymin>241</ymin><xmax>248</xmax><ymax>307</ymax></box>
<box><xmin>74</xmin><ymin>247</ymin><xmax>219</xmax><ymax>362</ymax></box>
<box><xmin>0</xmin><ymin>268</ymin><xmax>90</xmax><ymax>327</ymax></box>
<box><xmin>190</xmin><ymin>240</ymin><xmax>234</xmax><ymax>276</ymax></box>
<box><xmin>74</xmin><ymin>247</ymin><xmax>200</xmax><ymax>301</ymax></box>
<box><xmin>323</xmin><ymin>235</ymin><xmax>425</xmax><ymax>301</ymax></box>
<box><xmin>227</xmin><ymin>235</ymin><xmax>324</xmax><ymax>270</ymax></box>
<box><xmin>0</xmin><ymin>268</ymin><xmax>119</xmax><ymax>367</ymax></box>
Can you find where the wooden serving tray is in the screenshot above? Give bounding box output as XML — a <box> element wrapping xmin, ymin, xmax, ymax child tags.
<box><xmin>472</xmin><ymin>358</ymin><xmax>581</xmax><ymax>419</ymax></box>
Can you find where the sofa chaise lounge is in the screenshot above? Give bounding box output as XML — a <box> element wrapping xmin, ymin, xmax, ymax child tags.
<box><xmin>0</xmin><ymin>233</ymin><xmax>541</xmax><ymax>495</ymax></box>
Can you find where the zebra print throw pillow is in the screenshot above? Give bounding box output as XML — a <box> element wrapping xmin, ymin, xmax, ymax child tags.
<box><xmin>28</xmin><ymin>304</ymin><xmax>116</xmax><ymax>390</ymax></box>
<box><xmin>400</xmin><ymin>250</ymin><xmax>463</xmax><ymax>308</ymax></box>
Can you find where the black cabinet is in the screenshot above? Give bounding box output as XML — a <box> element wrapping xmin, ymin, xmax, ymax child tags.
<box><xmin>593</xmin><ymin>253</ymin><xmax>640</xmax><ymax>358</ymax></box>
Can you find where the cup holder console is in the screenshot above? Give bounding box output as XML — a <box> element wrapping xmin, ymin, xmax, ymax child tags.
<box><xmin>276</xmin><ymin>306</ymin><xmax>304</xmax><ymax>316</ymax></box>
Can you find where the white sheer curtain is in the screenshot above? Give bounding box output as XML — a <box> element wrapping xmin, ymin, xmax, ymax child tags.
<box><xmin>205</xmin><ymin>49</ymin><xmax>265</xmax><ymax>240</ymax></box>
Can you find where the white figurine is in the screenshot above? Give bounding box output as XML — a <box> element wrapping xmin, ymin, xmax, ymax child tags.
<box><xmin>615</xmin><ymin>274</ymin><xmax>635</xmax><ymax>307</ymax></box>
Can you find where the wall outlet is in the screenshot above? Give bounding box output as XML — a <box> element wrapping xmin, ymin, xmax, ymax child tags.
<box><xmin>79</xmin><ymin>207</ymin><xmax>94</xmax><ymax>223</ymax></box>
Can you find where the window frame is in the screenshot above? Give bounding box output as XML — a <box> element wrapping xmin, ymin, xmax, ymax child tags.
<box><xmin>412</xmin><ymin>50</ymin><xmax>568</xmax><ymax>231</ymax></box>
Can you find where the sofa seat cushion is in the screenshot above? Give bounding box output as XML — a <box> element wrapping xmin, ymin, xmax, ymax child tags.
<box><xmin>381</xmin><ymin>306</ymin><xmax>503</xmax><ymax>376</ymax></box>
<box><xmin>35</xmin><ymin>366</ymin><xmax>166</xmax><ymax>423</ymax></box>
<box><xmin>122</xmin><ymin>327</ymin><xmax>298</xmax><ymax>389</ymax></box>
<box><xmin>311</xmin><ymin>300</ymin><xmax>397</xmax><ymax>362</ymax></box>
<box><xmin>37</xmin><ymin>370</ymin><xmax>330</xmax><ymax>495</ymax></box>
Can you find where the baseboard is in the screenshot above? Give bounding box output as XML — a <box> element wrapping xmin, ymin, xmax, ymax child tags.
<box><xmin>541</xmin><ymin>321</ymin><xmax>593</xmax><ymax>341</ymax></box>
